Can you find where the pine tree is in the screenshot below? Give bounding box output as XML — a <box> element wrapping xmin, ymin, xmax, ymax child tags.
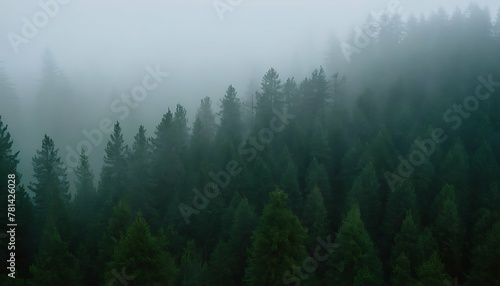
<box><xmin>283</xmin><ymin>77</ymin><xmax>300</xmax><ymax>114</ymax></box>
<box><xmin>391</xmin><ymin>211</ymin><xmax>421</xmax><ymax>277</ymax></box>
<box><xmin>244</xmin><ymin>189</ymin><xmax>307</xmax><ymax>286</ymax></box>
<box><xmin>438</xmin><ymin>140</ymin><xmax>469</xmax><ymax>218</ymax></box>
<box><xmin>471</xmin><ymin>141</ymin><xmax>500</xmax><ymax>209</ymax></box>
<box><xmin>415</xmin><ymin>252</ymin><xmax>450</xmax><ymax>286</ymax></box>
<box><xmin>196</xmin><ymin>96</ymin><xmax>217</xmax><ymax>142</ymax></box>
<box><xmin>151</xmin><ymin>109</ymin><xmax>181</xmax><ymax>217</ymax></box>
<box><xmin>207</xmin><ymin>240</ymin><xmax>233</xmax><ymax>286</ymax></box>
<box><xmin>432</xmin><ymin>187</ymin><xmax>463</xmax><ymax>278</ymax></box>
<box><xmin>248</xmin><ymin>157</ymin><xmax>273</xmax><ymax>211</ymax></box>
<box><xmin>208</xmin><ymin>198</ymin><xmax>258</xmax><ymax>286</ymax></box>
<box><xmin>107</xmin><ymin>213</ymin><xmax>177</xmax><ymax>286</ymax></box>
<box><xmin>301</xmin><ymin>67</ymin><xmax>329</xmax><ymax>123</ymax></box>
<box><xmin>277</xmin><ymin>147</ymin><xmax>302</xmax><ymax>215</ymax></box>
<box><xmin>304</xmin><ymin>158</ymin><xmax>333</xmax><ymax>218</ymax></box>
<box><xmin>468</xmin><ymin>222</ymin><xmax>500</xmax><ymax>284</ymax></box>
<box><xmin>255</xmin><ymin>68</ymin><xmax>283</xmax><ymax>129</ymax></box>
<box><xmin>382</xmin><ymin>180</ymin><xmax>418</xmax><ymax>251</ymax></box>
<box><xmin>190</xmin><ymin>116</ymin><xmax>208</xmax><ymax>168</ymax></box>
<box><xmin>217</xmin><ymin>85</ymin><xmax>242</xmax><ymax>144</ymax></box>
<box><xmin>340</xmin><ymin>139</ymin><xmax>372</xmax><ymax>191</ymax></box>
<box><xmin>325</xmin><ymin>204</ymin><xmax>383</xmax><ymax>286</ymax></box>
<box><xmin>127</xmin><ymin>125</ymin><xmax>157</xmax><ymax>224</ymax></box>
<box><xmin>29</xmin><ymin>135</ymin><xmax>71</xmax><ymax>237</ymax></box>
<box><xmin>179</xmin><ymin>240</ymin><xmax>207</xmax><ymax>286</ymax></box>
<box><xmin>97</xmin><ymin>200</ymin><xmax>132</xmax><ymax>282</ymax></box>
<box><xmin>302</xmin><ymin>186</ymin><xmax>329</xmax><ymax>248</ymax></box>
<box><xmin>73</xmin><ymin>149</ymin><xmax>96</xmax><ymax>224</ymax></box>
<box><xmin>99</xmin><ymin>122</ymin><xmax>127</xmax><ymax>205</ymax></box>
<box><xmin>345</xmin><ymin>161</ymin><xmax>381</xmax><ymax>238</ymax></box>
<box><xmin>72</xmin><ymin>149</ymin><xmax>97</xmax><ymax>275</ymax></box>
<box><xmin>30</xmin><ymin>224</ymin><xmax>82</xmax><ymax>285</ymax></box>
<box><xmin>309</xmin><ymin>118</ymin><xmax>331</xmax><ymax>164</ymax></box>
<box><xmin>391</xmin><ymin>252</ymin><xmax>414</xmax><ymax>286</ymax></box>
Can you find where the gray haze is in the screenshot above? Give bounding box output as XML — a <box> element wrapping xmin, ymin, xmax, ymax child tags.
<box><xmin>1</xmin><ymin>0</ymin><xmax>499</xmax><ymax>189</ymax></box>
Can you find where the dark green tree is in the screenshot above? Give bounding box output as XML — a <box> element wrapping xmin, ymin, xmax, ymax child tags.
<box><xmin>255</xmin><ymin>68</ymin><xmax>283</xmax><ymax>129</ymax></box>
<box><xmin>244</xmin><ymin>189</ymin><xmax>307</xmax><ymax>286</ymax></box>
<box><xmin>29</xmin><ymin>135</ymin><xmax>71</xmax><ymax>239</ymax></box>
<box><xmin>99</xmin><ymin>122</ymin><xmax>127</xmax><ymax>205</ymax></box>
<box><xmin>468</xmin><ymin>222</ymin><xmax>500</xmax><ymax>284</ymax></box>
<box><xmin>432</xmin><ymin>186</ymin><xmax>463</xmax><ymax>278</ymax></box>
<box><xmin>217</xmin><ymin>85</ymin><xmax>242</xmax><ymax>144</ymax></box>
<box><xmin>345</xmin><ymin>161</ymin><xmax>381</xmax><ymax>238</ymax></box>
<box><xmin>302</xmin><ymin>186</ymin><xmax>329</xmax><ymax>248</ymax></box>
<box><xmin>179</xmin><ymin>240</ymin><xmax>207</xmax><ymax>286</ymax></box>
<box><xmin>30</xmin><ymin>224</ymin><xmax>81</xmax><ymax>285</ymax></box>
<box><xmin>325</xmin><ymin>204</ymin><xmax>383</xmax><ymax>286</ymax></box>
<box><xmin>415</xmin><ymin>252</ymin><xmax>450</xmax><ymax>286</ymax></box>
<box><xmin>107</xmin><ymin>213</ymin><xmax>177</xmax><ymax>286</ymax></box>
<box><xmin>196</xmin><ymin>96</ymin><xmax>217</xmax><ymax>142</ymax></box>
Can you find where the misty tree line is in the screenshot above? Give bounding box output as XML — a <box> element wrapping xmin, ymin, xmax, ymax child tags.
<box><xmin>1</xmin><ymin>3</ymin><xmax>500</xmax><ymax>285</ymax></box>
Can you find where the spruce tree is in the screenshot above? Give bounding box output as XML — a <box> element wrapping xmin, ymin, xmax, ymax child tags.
<box><xmin>29</xmin><ymin>135</ymin><xmax>71</xmax><ymax>238</ymax></box>
<box><xmin>255</xmin><ymin>68</ymin><xmax>283</xmax><ymax>129</ymax></box>
<box><xmin>244</xmin><ymin>189</ymin><xmax>307</xmax><ymax>286</ymax></box>
<box><xmin>196</xmin><ymin>96</ymin><xmax>217</xmax><ymax>142</ymax></box>
<box><xmin>30</xmin><ymin>224</ymin><xmax>81</xmax><ymax>285</ymax></box>
<box><xmin>99</xmin><ymin>122</ymin><xmax>127</xmax><ymax>205</ymax></box>
<box><xmin>277</xmin><ymin>147</ymin><xmax>302</xmax><ymax>215</ymax></box>
<box><xmin>179</xmin><ymin>240</ymin><xmax>207</xmax><ymax>286</ymax></box>
<box><xmin>468</xmin><ymin>222</ymin><xmax>500</xmax><ymax>284</ymax></box>
<box><xmin>217</xmin><ymin>85</ymin><xmax>242</xmax><ymax>144</ymax></box>
<box><xmin>345</xmin><ymin>161</ymin><xmax>381</xmax><ymax>238</ymax></box>
<box><xmin>415</xmin><ymin>252</ymin><xmax>450</xmax><ymax>286</ymax></box>
<box><xmin>432</xmin><ymin>188</ymin><xmax>464</xmax><ymax>278</ymax></box>
<box><xmin>325</xmin><ymin>204</ymin><xmax>383</xmax><ymax>286</ymax></box>
<box><xmin>107</xmin><ymin>213</ymin><xmax>177</xmax><ymax>286</ymax></box>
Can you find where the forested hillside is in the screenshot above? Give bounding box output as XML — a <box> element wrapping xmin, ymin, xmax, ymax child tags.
<box><xmin>1</xmin><ymin>4</ymin><xmax>500</xmax><ymax>285</ymax></box>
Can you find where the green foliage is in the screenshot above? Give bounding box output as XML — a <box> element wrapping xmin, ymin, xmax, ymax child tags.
<box><xmin>217</xmin><ymin>85</ymin><xmax>242</xmax><ymax>143</ymax></box>
<box><xmin>99</xmin><ymin>122</ymin><xmax>127</xmax><ymax>205</ymax></box>
<box><xmin>244</xmin><ymin>189</ymin><xmax>307</xmax><ymax>286</ymax></box>
<box><xmin>30</xmin><ymin>224</ymin><xmax>82</xmax><ymax>285</ymax></box>
<box><xmin>431</xmin><ymin>185</ymin><xmax>464</xmax><ymax>277</ymax></box>
<box><xmin>415</xmin><ymin>252</ymin><xmax>450</xmax><ymax>286</ymax></box>
<box><xmin>467</xmin><ymin>222</ymin><xmax>500</xmax><ymax>285</ymax></box>
<box><xmin>302</xmin><ymin>186</ymin><xmax>329</xmax><ymax>249</ymax></box>
<box><xmin>345</xmin><ymin>161</ymin><xmax>381</xmax><ymax>237</ymax></box>
<box><xmin>326</xmin><ymin>204</ymin><xmax>383</xmax><ymax>286</ymax></box>
<box><xmin>179</xmin><ymin>240</ymin><xmax>207</xmax><ymax>286</ymax></box>
<box><xmin>107</xmin><ymin>213</ymin><xmax>177</xmax><ymax>285</ymax></box>
<box><xmin>391</xmin><ymin>253</ymin><xmax>414</xmax><ymax>286</ymax></box>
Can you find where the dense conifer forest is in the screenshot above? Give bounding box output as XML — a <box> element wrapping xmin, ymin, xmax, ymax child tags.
<box><xmin>1</xmin><ymin>4</ymin><xmax>500</xmax><ymax>285</ymax></box>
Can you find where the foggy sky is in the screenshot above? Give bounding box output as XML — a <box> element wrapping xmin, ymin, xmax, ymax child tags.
<box><xmin>2</xmin><ymin>0</ymin><xmax>499</xmax><ymax>106</ymax></box>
